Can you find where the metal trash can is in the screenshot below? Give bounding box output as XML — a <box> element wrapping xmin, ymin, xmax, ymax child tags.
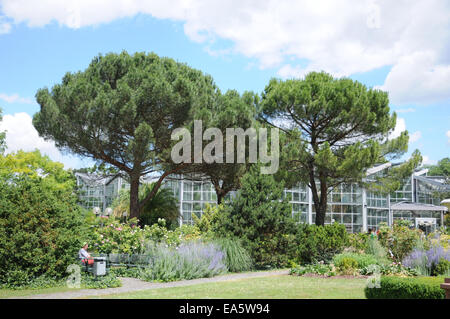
<box><xmin>93</xmin><ymin>257</ymin><xmax>107</xmax><ymax>276</ymax></box>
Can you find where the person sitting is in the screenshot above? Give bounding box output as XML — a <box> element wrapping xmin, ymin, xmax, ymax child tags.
<box><xmin>79</xmin><ymin>242</ymin><xmax>94</xmax><ymax>266</ymax></box>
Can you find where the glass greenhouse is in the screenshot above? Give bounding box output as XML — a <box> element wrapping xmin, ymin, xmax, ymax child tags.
<box><xmin>75</xmin><ymin>163</ymin><xmax>449</xmax><ymax>233</ymax></box>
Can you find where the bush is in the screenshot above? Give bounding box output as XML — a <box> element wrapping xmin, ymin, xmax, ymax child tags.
<box><xmin>213</xmin><ymin>166</ymin><xmax>297</xmax><ymax>269</ymax></box>
<box><xmin>365</xmin><ymin>276</ymin><xmax>446</xmax><ymax>299</ymax></box>
<box><xmin>213</xmin><ymin>238</ymin><xmax>252</xmax><ymax>273</ymax></box>
<box><xmin>296</xmin><ymin>223</ymin><xmax>349</xmax><ymax>264</ymax></box>
<box><xmin>0</xmin><ymin>175</ymin><xmax>87</xmax><ymax>287</ymax></box>
<box><xmin>365</xmin><ymin>238</ymin><xmax>390</xmax><ymax>265</ymax></box>
<box><xmin>402</xmin><ymin>244</ymin><xmax>450</xmax><ymax>276</ymax></box>
<box><xmin>81</xmin><ymin>272</ymin><xmax>122</xmax><ymax>289</ymax></box>
<box><xmin>348</xmin><ymin>232</ymin><xmax>369</xmax><ymax>252</ymax></box>
<box><xmin>290</xmin><ymin>262</ymin><xmax>336</xmax><ymax>277</ymax></box>
<box><xmin>378</xmin><ymin>221</ymin><xmax>421</xmax><ymax>262</ymax></box>
<box><xmin>88</xmin><ymin>218</ymin><xmax>202</xmax><ymax>254</ymax></box>
<box><xmin>333</xmin><ymin>252</ymin><xmax>378</xmax><ymax>269</ymax></box>
<box><xmin>139</xmin><ymin>241</ymin><xmax>227</xmax><ymax>282</ymax></box>
<box><xmin>433</xmin><ymin>259</ymin><xmax>450</xmax><ymax>276</ymax></box>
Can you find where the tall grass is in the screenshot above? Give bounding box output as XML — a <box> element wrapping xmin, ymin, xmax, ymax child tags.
<box><xmin>214</xmin><ymin>238</ymin><xmax>253</xmax><ymax>273</ymax></box>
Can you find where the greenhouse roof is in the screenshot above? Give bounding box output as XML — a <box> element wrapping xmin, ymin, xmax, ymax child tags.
<box><xmin>391</xmin><ymin>202</ymin><xmax>448</xmax><ymax>212</ymax></box>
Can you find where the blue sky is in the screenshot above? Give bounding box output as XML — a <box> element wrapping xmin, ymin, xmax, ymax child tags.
<box><xmin>0</xmin><ymin>1</ymin><xmax>449</xmax><ymax>168</ymax></box>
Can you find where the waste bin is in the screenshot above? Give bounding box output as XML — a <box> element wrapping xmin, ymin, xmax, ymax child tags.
<box><xmin>93</xmin><ymin>257</ymin><xmax>107</xmax><ymax>276</ymax></box>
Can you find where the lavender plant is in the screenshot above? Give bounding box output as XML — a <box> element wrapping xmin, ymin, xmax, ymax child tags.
<box><xmin>140</xmin><ymin>241</ymin><xmax>227</xmax><ymax>282</ymax></box>
<box><xmin>403</xmin><ymin>244</ymin><xmax>450</xmax><ymax>276</ymax></box>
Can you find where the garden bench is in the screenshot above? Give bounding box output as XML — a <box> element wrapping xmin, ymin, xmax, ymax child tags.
<box><xmin>106</xmin><ymin>253</ymin><xmax>152</xmax><ymax>269</ymax></box>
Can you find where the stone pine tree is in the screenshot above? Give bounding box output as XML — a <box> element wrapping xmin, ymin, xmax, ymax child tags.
<box><xmin>260</xmin><ymin>71</ymin><xmax>414</xmax><ymax>226</ymax></box>
<box><xmin>183</xmin><ymin>89</ymin><xmax>259</xmax><ymax>204</ymax></box>
<box><xmin>33</xmin><ymin>51</ymin><xmax>218</xmax><ymax>219</ymax></box>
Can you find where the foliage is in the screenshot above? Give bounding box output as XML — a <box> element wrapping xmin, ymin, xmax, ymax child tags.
<box><xmin>260</xmin><ymin>71</ymin><xmax>414</xmax><ymax>225</ymax></box>
<box><xmin>192</xmin><ymin>203</ymin><xmax>223</xmax><ymax>238</ymax></box>
<box><xmin>427</xmin><ymin>157</ymin><xmax>450</xmax><ymax>178</ymax></box>
<box><xmin>0</xmin><ymin>275</ymin><xmax>65</xmax><ymax>290</ymax></box>
<box><xmin>88</xmin><ymin>218</ymin><xmax>145</xmax><ymax>254</ymax></box>
<box><xmin>290</xmin><ymin>262</ymin><xmax>336</xmax><ymax>277</ymax></box>
<box><xmin>333</xmin><ymin>252</ymin><xmax>379</xmax><ymax>269</ymax></box>
<box><xmin>112</xmin><ymin>183</ymin><xmax>180</xmax><ymax>229</ymax></box>
<box><xmin>33</xmin><ymin>51</ymin><xmax>219</xmax><ymax>218</ymax></box>
<box><xmin>212</xmin><ymin>166</ymin><xmax>297</xmax><ymax>269</ymax></box>
<box><xmin>377</xmin><ymin>221</ymin><xmax>421</xmax><ymax>262</ymax></box>
<box><xmin>81</xmin><ymin>272</ymin><xmax>121</xmax><ymax>289</ymax></box>
<box><xmin>365</xmin><ymin>237</ymin><xmax>389</xmax><ymax>265</ymax></box>
<box><xmin>0</xmin><ymin>150</ymin><xmax>75</xmax><ymax>192</ymax></box>
<box><xmin>88</xmin><ymin>218</ymin><xmax>201</xmax><ymax>254</ymax></box>
<box><xmin>335</xmin><ymin>257</ymin><xmax>358</xmax><ymax>275</ymax></box>
<box><xmin>347</xmin><ymin>232</ymin><xmax>369</xmax><ymax>252</ymax></box>
<box><xmin>360</xmin><ymin>262</ymin><xmax>419</xmax><ymax>277</ymax></box>
<box><xmin>213</xmin><ymin>238</ymin><xmax>252</xmax><ymax>273</ymax></box>
<box><xmin>365</xmin><ymin>276</ymin><xmax>445</xmax><ymax>299</ymax></box>
<box><xmin>139</xmin><ymin>241</ymin><xmax>227</xmax><ymax>282</ymax></box>
<box><xmin>295</xmin><ymin>223</ymin><xmax>349</xmax><ymax>264</ymax></box>
<box><xmin>186</xmin><ymin>90</ymin><xmax>259</xmax><ymax>204</ymax></box>
<box><xmin>402</xmin><ymin>244</ymin><xmax>450</xmax><ymax>276</ymax></box>
<box><xmin>0</xmin><ymin>174</ymin><xmax>87</xmax><ymax>287</ymax></box>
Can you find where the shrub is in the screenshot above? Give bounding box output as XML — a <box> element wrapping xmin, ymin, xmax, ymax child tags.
<box><xmin>333</xmin><ymin>252</ymin><xmax>378</xmax><ymax>269</ymax></box>
<box><xmin>348</xmin><ymin>232</ymin><xmax>369</xmax><ymax>252</ymax></box>
<box><xmin>213</xmin><ymin>238</ymin><xmax>252</xmax><ymax>273</ymax></box>
<box><xmin>89</xmin><ymin>218</ymin><xmax>202</xmax><ymax>254</ymax></box>
<box><xmin>296</xmin><ymin>223</ymin><xmax>349</xmax><ymax>264</ymax></box>
<box><xmin>0</xmin><ymin>175</ymin><xmax>87</xmax><ymax>287</ymax></box>
<box><xmin>365</xmin><ymin>238</ymin><xmax>390</xmax><ymax>265</ymax></box>
<box><xmin>402</xmin><ymin>244</ymin><xmax>450</xmax><ymax>276</ymax></box>
<box><xmin>213</xmin><ymin>166</ymin><xmax>297</xmax><ymax>269</ymax></box>
<box><xmin>365</xmin><ymin>276</ymin><xmax>445</xmax><ymax>299</ymax></box>
<box><xmin>81</xmin><ymin>272</ymin><xmax>122</xmax><ymax>289</ymax></box>
<box><xmin>377</xmin><ymin>221</ymin><xmax>421</xmax><ymax>262</ymax></box>
<box><xmin>290</xmin><ymin>262</ymin><xmax>336</xmax><ymax>277</ymax></box>
<box><xmin>139</xmin><ymin>241</ymin><xmax>227</xmax><ymax>282</ymax></box>
<box><xmin>433</xmin><ymin>259</ymin><xmax>450</xmax><ymax>276</ymax></box>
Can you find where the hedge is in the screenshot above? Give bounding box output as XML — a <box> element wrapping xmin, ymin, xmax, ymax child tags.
<box><xmin>365</xmin><ymin>276</ymin><xmax>446</xmax><ymax>299</ymax></box>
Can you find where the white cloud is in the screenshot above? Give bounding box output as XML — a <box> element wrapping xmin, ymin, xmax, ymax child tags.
<box><xmin>0</xmin><ymin>92</ymin><xmax>34</xmax><ymax>104</ymax></box>
<box><xmin>1</xmin><ymin>0</ymin><xmax>450</xmax><ymax>104</ymax></box>
<box><xmin>379</xmin><ymin>51</ymin><xmax>450</xmax><ymax>105</ymax></box>
<box><xmin>422</xmin><ymin>155</ymin><xmax>437</xmax><ymax>166</ymax></box>
<box><xmin>446</xmin><ymin>130</ymin><xmax>450</xmax><ymax>144</ymax></box>
<box><xmin>0</xmin><ymin>16</ymin><xmax>11</xmax><ymax>33</ymax></box>
<box><xmin>395</xmin><ymin>108</ymin><xmax>415</xmax><ymax>114</ymax></box>
<box><xmin>409</xmin><ymin>131</ymin><xmax>421</xmax><ymax>143</ymax></box>
<box><xmin>0</xmin><ymin>112</ymin><xmax>92</xmax><ymax>169</ymax></box>
<box><xmin>389</xmin><ymin>117</ymin><xmax>406</xmax><ymax>140</ymax></box>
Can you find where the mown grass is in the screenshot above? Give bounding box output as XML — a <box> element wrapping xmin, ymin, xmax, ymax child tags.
<box><xmin>93</xmin><ymin>275</ymin><xmax>367</xmax><ymax>299</ymax></box>
<box><xmin>0</xmin><ymin>286</ymin><xmax>80</xmax><ymax>299</ymax></box>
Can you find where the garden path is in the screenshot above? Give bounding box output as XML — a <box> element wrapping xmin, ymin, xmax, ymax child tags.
<box><xmin>16</xmin><ymin>269</ymin><xmax>289</xmax><ymax>299</ymax></box>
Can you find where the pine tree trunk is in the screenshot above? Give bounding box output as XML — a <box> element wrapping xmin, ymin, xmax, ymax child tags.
<box><xmin>129</xmin><ymin>173</ymin><xmax>140</xmax><ymax>219</ymax></box>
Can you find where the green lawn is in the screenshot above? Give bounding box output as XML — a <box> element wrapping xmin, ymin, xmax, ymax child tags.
<box><xmin>93</xmin><ymin>275</ymin><xmax>367</xmax><ymax>299</ymax></box>
<box><xmin>0</xmin><ymin>286</ymin><xmax>80</xmax><ymax>299</ymax></box>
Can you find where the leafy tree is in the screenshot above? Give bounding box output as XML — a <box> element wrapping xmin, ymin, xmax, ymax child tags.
<box><xmin>427</xmin><ymin>157</ymin><xmax>450</xmax><ymax>178</ymax></box>
<box><xmin>0</xmin><ymin>149</ymin><xmax>75</xmax><ymax>192</ymax></box>
<box><xmin>33</xmin><ymin>51</ymin><xmax>218</xmax><ymax>219</ymax></box>
<box><xmin>213</xmin><ymin>165</ymin><xmax>297</xmax><ymax>268</ymax></box>
<box><xmin>260</xmin><ymin>71</ymin><xmax>414</xmax><ymax>226</ymax></box>
<box><xmin>0</xmin><ymin>157</ymin><xmax>86</xmax><ymax>287</ymax></box>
